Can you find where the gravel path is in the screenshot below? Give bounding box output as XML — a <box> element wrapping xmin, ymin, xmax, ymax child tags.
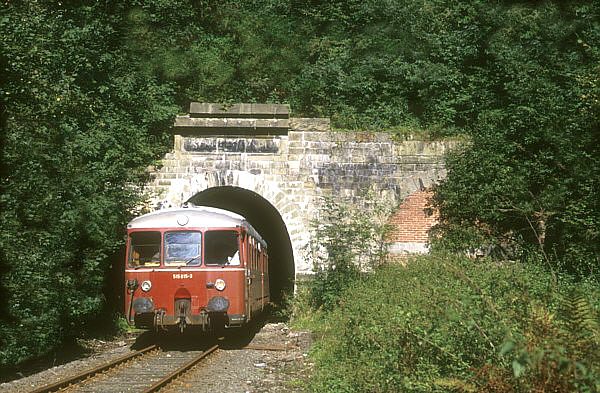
<box><xmin>0</xmin><ymin>323</ymin><xmax>312</xmax><ymax>393</ymax></box>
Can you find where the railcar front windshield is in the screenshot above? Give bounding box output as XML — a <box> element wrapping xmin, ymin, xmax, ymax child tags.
<box><xmin>204</xmin><ymin>230</ymin><xmax>240</xmax><ymax>266</ymax></box>
<box><xmin>129</xmin><ymin>231</ymin><xmax>161</xmax><ymax>267</ymax></box>
<box><xmin>165</xmin><ymin>231</ymin><xmax>202</xmax><ymax>266</ymax></box>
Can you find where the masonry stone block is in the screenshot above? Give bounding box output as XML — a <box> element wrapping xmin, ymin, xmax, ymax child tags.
<box><xmin>143</xmin><ymin>103</ymin><xmax>455</xmax><ymax>277</ymax></box>
<box><xmin>289</xmin><ymin>118</ymin><xmax>330</xmax><ymax>132</ymax></box>
<box><xmin>288</xmin><ymin>132</ymin><xmax>304</xmax><ymax>141</ymax></box>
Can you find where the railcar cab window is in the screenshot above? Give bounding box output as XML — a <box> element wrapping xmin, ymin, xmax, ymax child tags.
<box><xmin>129</xmin><ymin>232</ymin><xmax>161</xmax><ymax>267</ymax></box>
<box><xmin>165</xmin><ymin>231</ymin><xmax>202</xmax><ymax>266</ymax></box>
<box><xmin>204</xmin><ymin>230</ymin><xmax>240</xmax><ymax>266</ymax></box>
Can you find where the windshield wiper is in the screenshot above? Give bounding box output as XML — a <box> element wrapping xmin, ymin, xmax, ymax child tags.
<box><xmin>185</xmin><ymin>255</ymin><xmax>201</xmax><ymax>265</ymax></box>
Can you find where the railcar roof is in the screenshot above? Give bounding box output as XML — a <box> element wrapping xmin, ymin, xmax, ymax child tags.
<box><xmin>127</xmin><ymin>206</ymin><xmax>267</xmax><ymax>247</ymax></box>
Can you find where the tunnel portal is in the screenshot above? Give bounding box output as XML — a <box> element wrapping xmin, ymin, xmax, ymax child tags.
<box><xmin>145</xmin><ymin>103</ymin><xmax>451</xmax><ymax>282</ymax></box>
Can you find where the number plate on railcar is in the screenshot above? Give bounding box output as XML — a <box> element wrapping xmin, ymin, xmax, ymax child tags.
<box><xmin>172</xmin><ymin>273</ymin><xmax>193</xmax><ymax>279</ymax></box>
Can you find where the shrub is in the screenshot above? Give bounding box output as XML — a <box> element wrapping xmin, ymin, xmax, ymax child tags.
<box><xmin>0</xmin><ymin>2</ymin><xmax>177</xmax><ymax>367</ymax></box>
<box><xmin>307</xmin><ymin>254</ymin><xmax>599</xmax><ymax>392</ymax></box>
<box><xmin>305</xmin><ymin>196</ymin><xmax>391</xmax><ymax>311</ymax></box>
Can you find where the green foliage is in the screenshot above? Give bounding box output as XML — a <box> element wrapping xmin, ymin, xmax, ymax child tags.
<box><xmin>0</xmin><ymin>2</ymin><xmax>178</xmax><ymax>366</ymax></box>
<box><xmin>490</xmin><ymin>290</ymin><xmax>600</xmax><ymax>392</ymax></box>
<box><xmin>429</xmin><ymin>2</ymin><xmax>600</xmax><ymax>277</ymax></box>
<box><xmin>105</xmin><ymin>0</ymin><xmax>600</xmax><ymax>277</ymax></box>
<box><xmin>119</xmin><ymin>0</ymin><xmax>309</xmax><ymax>107</ymax></box>
<box><xmin>289</xmin><ymin>0</ymin><xmax>494</xmax><ymax>130</ymax></box>
<box><xmin>2</xmin><ymin>0</ymin><xmax>599</xmax><ymax>371</ymax></box>
<box><xmin>114</xmin><ymin>315</ymin><xmax>143</xmax><ymax>335</ymax></box>
<box><xmin>306</xmin><ymin>255</ymin><xmax>600</xmax><ymax>392</ymax></box>
<box><xmin>306</xmin><ymin>196</ymin><xmax>391</xmax><ymax>311</ymax></box>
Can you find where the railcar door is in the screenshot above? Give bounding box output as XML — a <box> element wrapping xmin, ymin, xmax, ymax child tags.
<box><xmin>248</xmin><ymin>238</ymin><xmax>261</xmax><ymax>317</ymax></box>
<box><xmin>261</xmin><ymin>251</ymin><xmax>269</xmax><ymax>310</ymax></box>
<box><xmin>252</xmin><ymin>242</ymin><xmax>262</xmax><ymax>313</ymax></box>
<box><xmin>245</xmin><ymin>237</ymin><xmax>254</xmax><ymax>321</ymax></box>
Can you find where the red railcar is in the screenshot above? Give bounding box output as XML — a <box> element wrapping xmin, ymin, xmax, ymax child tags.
<box><xmin>124</xmin><ymin>205</ymin><xmax>269</xmax><ymax>332</ymax></box>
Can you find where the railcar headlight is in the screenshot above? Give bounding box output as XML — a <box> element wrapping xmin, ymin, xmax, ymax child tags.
<box><xmin>214</xmin><ymin>278</ymin><xmax>226</xmax><ymax>291</ymax></box>
<box><xmin>141</xmin><ymin>280</ymin><xmax>152</xmax><ymax>292</ymax></box>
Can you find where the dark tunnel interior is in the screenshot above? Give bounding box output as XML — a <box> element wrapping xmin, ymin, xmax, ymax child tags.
<box><xmin>188</xmin><ymin>186</ymin><xmax>295</xmax><ymax>304</ymax></box>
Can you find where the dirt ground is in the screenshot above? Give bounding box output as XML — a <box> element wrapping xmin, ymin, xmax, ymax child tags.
<box><xmin>0</xmin><ymin>322</ymin><xmax>313</xmax><ymax>393</ymax></box>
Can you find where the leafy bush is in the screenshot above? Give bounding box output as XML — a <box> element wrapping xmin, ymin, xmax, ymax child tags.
<box><xmin>307</xmin><ymin>255</ymin><xmax>599</xmax><ymax>392</ymax></box>
<box><xmin>305</xmin><ymin>196</ymin><xmax>391</xmax><ymax>311</ymax></box>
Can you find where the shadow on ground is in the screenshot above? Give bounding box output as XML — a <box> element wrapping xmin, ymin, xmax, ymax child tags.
<box><xmin>130</xmin><ymin>315</ymin><xmax>269</xmax><ymax>352</ymax></box>
<box><xmin>0</xmin><ymin>340</ymin><xmax>92</xmax><ymax>383</ymax></box>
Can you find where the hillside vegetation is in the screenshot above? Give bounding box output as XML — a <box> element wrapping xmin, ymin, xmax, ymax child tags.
<box><xmin>303</xmin><ymin>255</ymin><xmax>599</xmax><ymax>392</ymax></box>
<box><xmin>299</xmin><ymin>194</ymin><xmax>599</xmax><ymax>392</ymax></box>
<box><xmin>1</xmin><ymin>0</ymin><xmax>599</xmax><ymax>378</ymax></box>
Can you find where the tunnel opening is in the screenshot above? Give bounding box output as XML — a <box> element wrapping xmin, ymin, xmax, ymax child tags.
<box><xmin>187</xmin><ymin>186</ymin><xmax>295</xmax><ymax>305</ymax></box>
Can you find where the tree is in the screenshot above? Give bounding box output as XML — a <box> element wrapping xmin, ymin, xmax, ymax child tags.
<box><xmin>430</xmin><ymin>2</ymin><xmax>600</xmax><ymax>277</ymax></box>
<box><xmin>0</xmin><ymin>1</ymin><xmax>178</xmax><ymax>365</ymax></box>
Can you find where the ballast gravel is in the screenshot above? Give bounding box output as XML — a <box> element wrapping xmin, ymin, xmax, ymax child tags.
<box><xmin>0</xmin><ymin>322</ymin><xmax>313</xmax><ymax>393</ymax></box>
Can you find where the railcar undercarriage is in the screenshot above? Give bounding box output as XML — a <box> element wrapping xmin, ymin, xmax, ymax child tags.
<box><xmin>134</xmin><ymin>310</ymin><xmax>246</xmax><ymax>333</ymax></box>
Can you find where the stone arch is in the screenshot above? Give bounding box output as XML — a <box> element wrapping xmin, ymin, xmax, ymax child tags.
<box><xmin>160</xmin><ymin>170</ymin><xmax>309</xmax><ymax>300</ymax></box>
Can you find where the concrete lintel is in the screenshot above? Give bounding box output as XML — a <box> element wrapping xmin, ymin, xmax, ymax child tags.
<box><xmin>388</xmin><ymin>242</ymin><xmax>430</xmax><ymax>254</ymax></box>
<box><xmin>174</xmin><ymin>116</ymin><xmax>290</xmax><ymax>135</ymax></box>
<box><xmin>189</xmin><ymin>103</ymin><xmax>290</xmax><ymax>119</ymax></box>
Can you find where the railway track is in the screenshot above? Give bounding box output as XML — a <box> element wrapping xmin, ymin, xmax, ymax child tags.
<box><xmin>28</xmin><ymin>344</ymin><xmax>219</xmax><ymax>393</ymax></box>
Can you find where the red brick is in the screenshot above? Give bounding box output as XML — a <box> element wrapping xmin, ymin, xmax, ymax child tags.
<box><xmin>387</xmin><ymin>190</ymin><xmax>438</xmax><ymax>243</ymax></box>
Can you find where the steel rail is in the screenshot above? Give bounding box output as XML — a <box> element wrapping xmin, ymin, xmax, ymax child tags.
<box><xmin>141</xmin><ymin>344</ymin><xmax>219</xmax><ymax>393</ymax></box>
<box><xmin>28</xmin><ymin>344</ymin><xmax>158</xmax><ymax>393</ymax></box>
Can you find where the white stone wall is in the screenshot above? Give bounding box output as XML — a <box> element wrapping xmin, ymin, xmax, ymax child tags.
<box><xmin>144</xmin><ymin>118</ymin><xmax>452</xmax><ymax>276</ymax></box>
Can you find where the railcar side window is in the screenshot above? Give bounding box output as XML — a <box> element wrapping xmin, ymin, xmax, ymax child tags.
<box><xmin>165</xmin><ymin>231</ymin><xmax>202</xmax><ymax>266</ymax></box>
<box><xmin>129</xmin><ymin>232</ymin><xmax>161</xmax><ymax>267</ymax></box>
<box><xmin>205</xmin><ymin>230</ymin><xmax>239</xmax><ymax>265</ymax></box>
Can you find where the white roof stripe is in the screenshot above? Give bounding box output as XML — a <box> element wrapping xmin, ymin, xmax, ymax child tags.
<box><xmin>127</xmin><ymin>205</ymin><xmax>267</xmax><ymax>247</ymax></box>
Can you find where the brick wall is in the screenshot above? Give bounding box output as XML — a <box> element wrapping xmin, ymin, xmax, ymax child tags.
<box><xmin>387</xmin><ymin>190</ymin><xmax>438</xmax><ymax>254</ymax></box>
